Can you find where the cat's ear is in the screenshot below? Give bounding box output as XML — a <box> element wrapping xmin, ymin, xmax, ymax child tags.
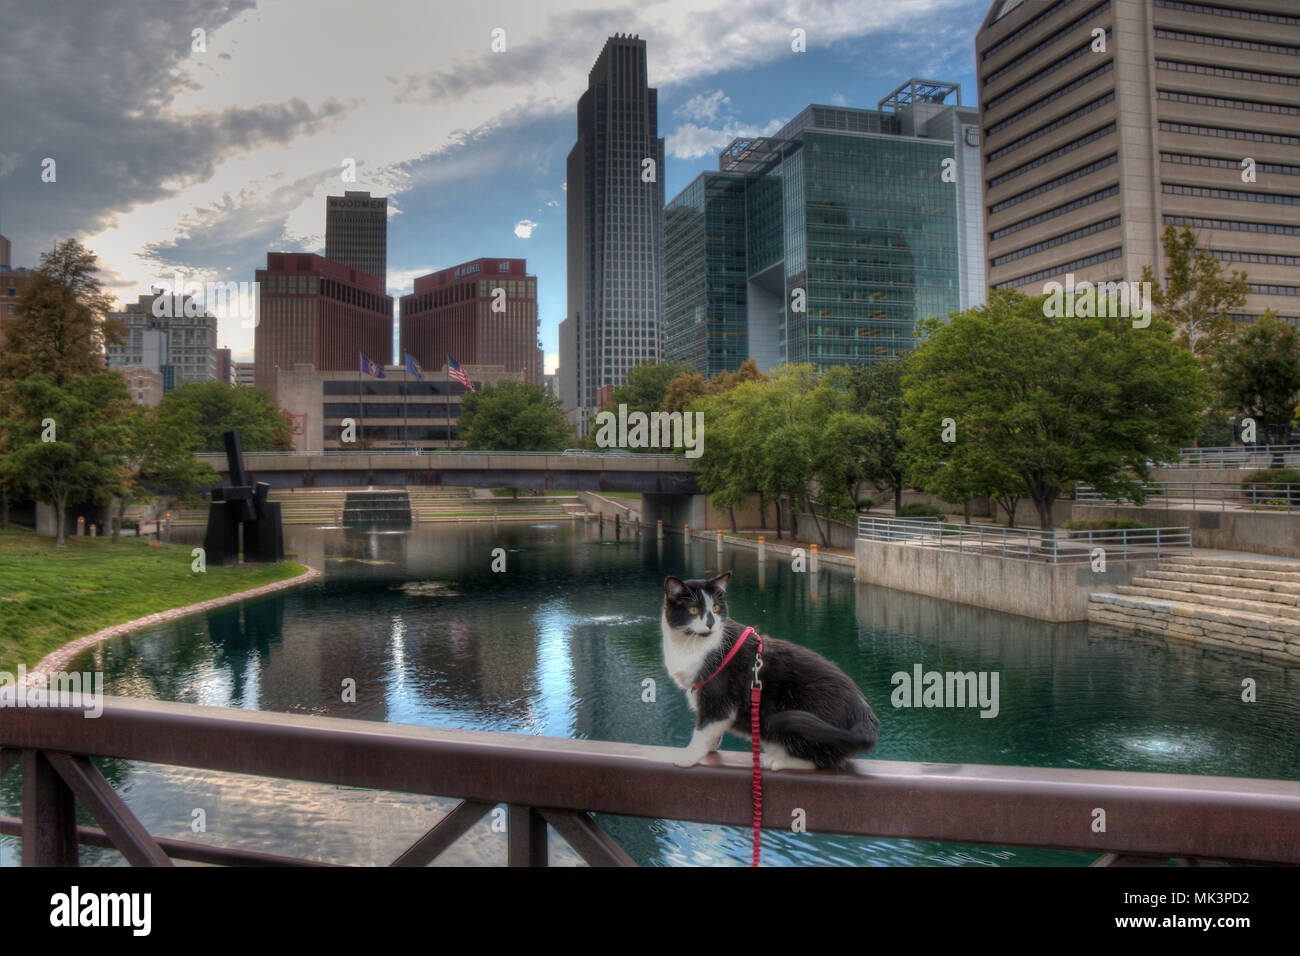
<box><xmin>665</xmin><ymin>577</ymin><xmax>687</xmax><ymax>601</ymax></box>
<box><xmin>710</xmin><ymin>571</ymin><xmax>732</xmax><ymax>593</ymax></box>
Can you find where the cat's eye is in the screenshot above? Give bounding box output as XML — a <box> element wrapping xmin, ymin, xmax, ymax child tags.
<box><xmin>689</xmin><ymin>607</ymin><xmax>700</xmax><ymax>615</ymax></box>
<box><xmin>712</xmin><ymin>604</ymin><xmax>719</xmax><ymax>612</ymax></box>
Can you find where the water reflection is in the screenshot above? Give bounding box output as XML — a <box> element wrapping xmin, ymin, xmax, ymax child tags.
<box><xmin>2</xmin><ymin>522</ymin><xmax>1296</xmax><ymax>867</ymax></box>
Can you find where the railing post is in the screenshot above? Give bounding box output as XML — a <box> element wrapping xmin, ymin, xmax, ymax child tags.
<box><xmin>508</xmin><ymin>805</ymin><xmax>548</xmax><ymax>867</ymax></box>
<box><xmin>21</xmin><ymin>750</ymin><xmax>78</xmax><ymax>866</ymax></box>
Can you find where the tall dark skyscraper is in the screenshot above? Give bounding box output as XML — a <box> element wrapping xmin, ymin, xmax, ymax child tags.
<box><xmin>561</xmin><ymin>34</ymin><xmax>666</xmax><ymax>431</ymax></box>
<box><xmin>325</xmin><ymin>190</ymin><xmax>388</xmax><ymax>290</ymax></box>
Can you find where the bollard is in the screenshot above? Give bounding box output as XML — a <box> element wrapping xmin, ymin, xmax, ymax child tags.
<box><xmin>716</xmin><ymin>530</ymin><xmax>723</xmax><ymax>555</ymax></box>
<box><xmin>810</xmin><ymin>543</ymin><xmax>820</xmax><ymax>573</ymax></box>
<box><xmin>89</xmin><ymin>523</ymin><xmax>97</xmax><ymax>538</ymax></box>
<box><xmin>657</xmin><ymin>520</ymin><xmax>663</xmax><ymax>540</ymax></box>
<box><xmin>757</xmin><ymin>535</ymin><xmax>765</xmax><ymax>563</ymax></box>
<box><xmin>77</xmin><ymin>516</ymin><xmax>85</xmax><ymax>536</ymax></box>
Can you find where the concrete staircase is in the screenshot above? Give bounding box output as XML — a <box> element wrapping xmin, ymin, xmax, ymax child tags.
<box><xmin>1088</xmin><ymin>554</ymin><xmax>1300</xmax><ymax>663</ymax></box>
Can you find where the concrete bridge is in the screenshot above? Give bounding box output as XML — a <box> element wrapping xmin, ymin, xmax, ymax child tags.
<box><xmin>196</xmin><ymin>450</ymin><xmax>709</xmax><ymax>528</ymax></box>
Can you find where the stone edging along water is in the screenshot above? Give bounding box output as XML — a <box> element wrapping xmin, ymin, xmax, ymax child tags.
<box><xmin>24</xmin><ymin>563</ymin><xmax>323</xmax><ymax>684</ymax></box>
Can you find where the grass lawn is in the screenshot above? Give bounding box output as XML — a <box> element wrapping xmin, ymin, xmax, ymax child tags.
<box><xmin>0</xmin><ymin>527</ymin><xmax>306</xmax><ymax>672</ymax></box>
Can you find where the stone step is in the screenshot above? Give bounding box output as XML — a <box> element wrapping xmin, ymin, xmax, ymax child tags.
<box><xmin>1090</xmin><ymin>592</ymin><xmax>1299</xmax><ymax>634</ymax></box>
<box><xmin>1163</xmin><ymin>555</ymin><xmax>1300</xmax><ymax>574</ymax></box>
<box><xmin>1116</xmin><ymin>584</ymin><xmax>1300</xmax><ymax>620</ymax></box>
<box><xmin>1153</xmin><ymin>563</ymin><xmax>1300</xmax><ymax>586</ymax></box>
<box><xmin>1158</xmin><ymin>562</ymin><xmax>1300</xmax><ymax>583</ymax></box>
<box><xmin>1141</xmin><ymin>570</ymin><xmax>1300</xmax><ymax>599</ymax></box>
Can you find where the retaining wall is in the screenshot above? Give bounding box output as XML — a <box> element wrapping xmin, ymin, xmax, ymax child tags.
<box><xmin>853</xmin><ymin>537</ymin><xmax>1163</xmax><ymax>622</ymax></box>
<box><xmin>1072</xmin><ymin>504</ymin><xmax>1300</xmax><ymax>558</ymax></box>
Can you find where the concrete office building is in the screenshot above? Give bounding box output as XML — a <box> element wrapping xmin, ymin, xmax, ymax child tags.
<box><xmin>399</xmin><ymin>258</ymin><xmax>541</xmax><ymax>384</ymax></box>
<box><xmin>105</xmin><ymin>293</ymin><xmax>218</xmax><ymax>391</ymax></box>
<box><xmin>115</xmin><ymin>366</ymin><xmax>164</xmax><ymax>406</ymax></box>
<box><xmin>326</xmin><ymin>191</ymin><xmax>388</xmax><ymax>292</ymax></box>
<box><xmin>274</xmin><ymin>362</ymin><xmax>523</xmax><ymax>452</ymax></box>
<box><xmin>234</xmin><ymin>361</ymin><xmax>256</xmax><ymax>387</ymax></box>
<box><xmin>664</xmin><ymin>84</ymin><xmax>984</xmax><ymax>376</ymax></box>
<box><xmin>253</xmin><ymin>252</ymin><xmax>393</xmax><ymax>393</ymax></box>
<box><xmin>977</xmin><ymin>0</ymin><xmax>1300</xmax><ymax>323</ymax></box>
<box><xmin>562</xmin><ymin>34</ymin><xmax>666</xmax><ymax>431</ymax></box>
<box><xmin>217</xmin><ymin>347</ymin><xmax>233</xmax><ymax>384</ymax></box>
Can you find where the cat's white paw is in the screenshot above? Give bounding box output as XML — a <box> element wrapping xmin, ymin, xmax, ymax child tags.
<box><xmin>758</xmin><ymin>753</ymin><xmax>774</xmax><ymax>770</ymax></box>
<box><xmin>673</xmin><ymin>752</ymin><xmax>702</xmax><ymax>768</ymax></box>
<box><xmin>767</xmin><ymin>755</ymin><xmax>816</xmax><ymax>772</ymax></box>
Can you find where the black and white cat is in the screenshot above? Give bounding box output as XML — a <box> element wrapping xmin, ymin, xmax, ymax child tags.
<box><xmin>662</xmin><ymin>572</ymin><xmax>878</xmax><ymax>771</ymax></box>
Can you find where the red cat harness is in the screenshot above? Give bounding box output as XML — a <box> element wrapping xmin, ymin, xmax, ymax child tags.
<box><xmin>692</xmin><ymin>625</ymin><xmax>765</xmax><ymax>867</ymax></box>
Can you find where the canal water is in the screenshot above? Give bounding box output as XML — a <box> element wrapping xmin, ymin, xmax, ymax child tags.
<box><xmin>4</xmin><ymin>520</ymin><xmax>1298</xmax><ymax>866</ymax></box>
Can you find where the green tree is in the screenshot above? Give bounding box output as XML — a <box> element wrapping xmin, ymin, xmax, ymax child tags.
<box><xmin>0</xmin><ymin>239</ymin><xmax>125</xmax><ymax>385</ymax></box>
<box><xmin>605</xmin><ymin>361</ymin><xmax>693</xmax><ymax>416</ymax></box>
<box><xmin>158</xmin><ymin>381</ymin><xmax>292</xmax><ymax>452</ymax></box>
<box><xmin>458</xmin><ymin>380</ymin><xmax>571</xmax><ymax>452</ymax></box>
<box><xmin>113</xmin><ymin>403</ymin><xmax>220</xmax><ymax>539</ymax></box>
<box><xmin>1211</xmin><ymin>313</ymin><xmax>1300</xmax><ymax>445</ymax></box>
<box><xmin>1</xmin><ymin>373</ymin><xmax>132</xmax><ymax>546</ymax></box>
<box><xmin>901</xmin><ymin>289</ymin><xmax>1210</xmax><ymax>530</ymax></box>
<box><xmin>846</xmin><ymin>357</ymin><xmax>910</xmax><ymax>516</ymax></box>
<box><xmin>1141</xmin><ymin>226</ymin><xmax>1250</xmax><ymax>359</ymax></box>
<box><xmin>694</xmin><ymin>380</ymin><xmax>771</xmax><ymax>533</ymax></box>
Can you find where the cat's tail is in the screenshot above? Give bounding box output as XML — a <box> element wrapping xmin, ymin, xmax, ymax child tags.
<box><xmin>766</xmin><ymin>707</ymin><xmax>879</xmax><ymax>753</ymax></box>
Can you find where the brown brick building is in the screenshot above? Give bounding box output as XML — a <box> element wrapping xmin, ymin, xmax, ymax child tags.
<box><xmin>399</xmin><ymin>258</ymin><xmax>542</xmax><ymax>385</ymax></box>
<box><xmin>253</xmin><ymin>252</ymin><xmax>393</xmax><ymax>392</ymax></box>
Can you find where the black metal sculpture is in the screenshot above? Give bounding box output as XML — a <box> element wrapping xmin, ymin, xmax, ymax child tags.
<box><xmin>202</xmin><ymin>430</ymin><xmax>284</xmax><ymax>565</ymax></box>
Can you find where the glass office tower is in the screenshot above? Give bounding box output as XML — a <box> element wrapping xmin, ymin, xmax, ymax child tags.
<box><xmin>562</xmin><ymin>34</ymin><xmax>666</xmax><ymax>430</ymax></box>
<box><xmin>665</xmin><ymin>83</ymin><xmax>983</xmax><ymax>375</ymax></box>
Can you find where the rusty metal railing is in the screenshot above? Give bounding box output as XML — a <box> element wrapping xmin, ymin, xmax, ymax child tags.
<box><xmin>2</xmin><ymin>696</ymin><xmax>1297</xmax><ymax>866</ymax></box>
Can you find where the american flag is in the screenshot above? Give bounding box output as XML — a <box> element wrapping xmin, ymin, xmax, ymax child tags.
<box><xmin>447</xmin><ymin>356</ymin><xmax>475</xmax><ymax>391</ymax></box>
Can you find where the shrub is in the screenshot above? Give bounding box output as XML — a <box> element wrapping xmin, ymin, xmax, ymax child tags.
<box><xmin>898</xmin><ymin>502</ymin><xmax>945</xmax><ymax>520</ymax></box>
<box><xmin>1240</xmin><ymin>468</ymin><xmax>1300</xmax><ymax>487</ymax></box>
<box><xmin>1062</xmin><ymin>517</ymin><xmax>1158</xmax><ymax>539</ymax></box>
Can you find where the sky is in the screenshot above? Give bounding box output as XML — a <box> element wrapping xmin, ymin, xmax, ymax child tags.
<box><xmin>0</xmin><ymin>0</ymin><xmax>989</xmax><ymax>372</ymax></box>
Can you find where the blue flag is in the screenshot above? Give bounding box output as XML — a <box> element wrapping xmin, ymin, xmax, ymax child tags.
<box><xmin>404</xmin><ymin>352</ymin><xmax>424</xmax><ymax>382</ymax></box>
<box><xmin>360</xmin><ymin>354</ymin><xmax>386</xmax><ymax>378</ymax></box>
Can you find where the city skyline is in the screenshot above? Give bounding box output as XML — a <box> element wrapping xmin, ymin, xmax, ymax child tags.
<box><xmin>0</xmin><ymin>0</ymin><xmax>988</xmax><ymax>374</ymax></box>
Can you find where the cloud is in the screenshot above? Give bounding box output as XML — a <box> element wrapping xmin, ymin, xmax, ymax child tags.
<box><xmin>667</xmin><ymin>118</ymin><xmax>787</xmax><ymax>160</ymax></box>
<box><xmin>676</xmin><ymin>89</ymin><xmax>731</xmax><ymax>123</ymax></box>
<box><xmin>544</xmin><ymin>351</ymin><xmax>558</xmax><ymax>374</ymax></box>
<box><xmin>514</xmin><ymin>219</ymin><xmax>539</xmax><ymax>238</ymax></box>
<box><xmin>0</xmin><ymin>0</ymin><xmax>975</xmax><ymax>348</ymax></box>
<box><xmin>831</xmin><ymin>92</ymin><xmax>849</xmax><ymax>106</ymax></box>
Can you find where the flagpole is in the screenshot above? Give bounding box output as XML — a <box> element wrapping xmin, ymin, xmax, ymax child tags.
<box><xmin>358</xmin><ymin>353</ymin><xmax>363</xmax><ymax>452</ymax></box>
<box><xmin>446</xmin><ymin>361</ymin><xmax>451</xmax><ymax>450</ymax></box>
<box><xmin>403</xmin><ymin>358</ymin><xmax>409</xmax><ymax>454</ymax></box>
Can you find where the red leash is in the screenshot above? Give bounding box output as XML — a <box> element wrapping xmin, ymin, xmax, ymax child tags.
<box><xmin>693</xmin><ymin>626</ymin><xmax>764</xmax><ymax>867</ymax></box>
